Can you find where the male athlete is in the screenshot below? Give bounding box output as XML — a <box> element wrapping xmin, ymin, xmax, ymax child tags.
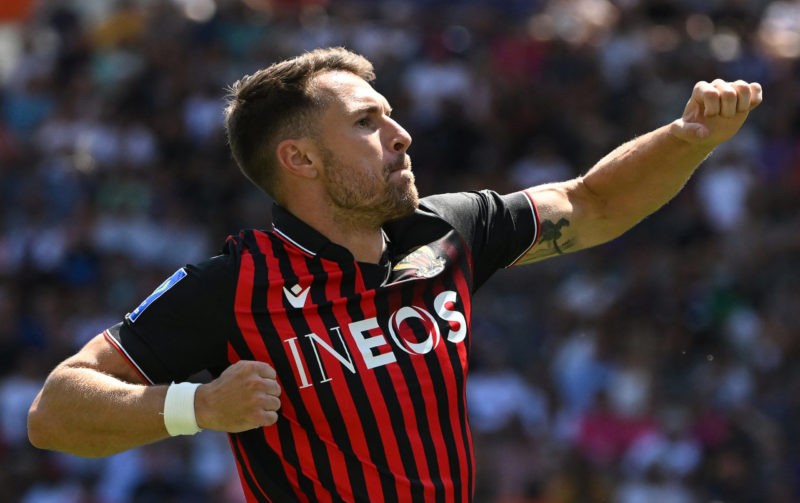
<box><xmin>28</xmin><ymin>47</ymin><xmax>762</xmax><ymax>502</ymax></box>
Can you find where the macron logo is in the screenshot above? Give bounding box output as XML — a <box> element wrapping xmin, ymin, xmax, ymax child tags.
<box><xmin>283</xmin><ymin>284</ymin><xmax>310</xmax><ymax>308</ymax></box>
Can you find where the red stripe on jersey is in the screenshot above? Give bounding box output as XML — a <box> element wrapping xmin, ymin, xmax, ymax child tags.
<box><xmin>379</xmin><ymin>364</ymin><xmax>437</xmax><ymax>501</ymax></box>
<box><xmin>284</xmin><ymin>233</ymin><xmax>407</xmax><ymax>500</ymax></box>
<box><xmin>256</xmin><ymin>231</ymin><xmax>326</xmax><ymax>503</ymax></box>
<box><xmin>437</xmin><ymin>280</ymin><xmax>472</xmax><ymax>502</ymax></box>
<box><xmin>439</xmin><ymin>262</ymin><xmax>474</xmax><ymax>502</ymax></box>
<box><xmin>281</xmin><ymin>249</ymin><xmax>363</xmax><ymax>500</ymax></box>
<box><xmin>327</xmin><ymin>259</ymin><xmax>409</xmax><ymax>501</ymax></box>
<box><xmin>447</xmin><ymin>256</ymin><xmax>476</xmax><ymax>499</ymax></box>
<box><xmin>282</xmin><ymin>417</ymin><xmax>326</xmax><ymax>503</ymax></box>
<box><xmin>385</xmin><ymin>282</ymin><xmax>455</xmax><ymax>500</ymax></box>
<box><xmin>233</xmin><ymin>248</ymin><xmax>304</xmax><ymax>502</ymax></box>
<box><xmin>231</xmin><ymin>435</ymin><xmax>272</xmax><ymax>503</ymax></box>
<box><xmin>227</xmin><ymin>341</ymin><xmax>241</xmax><ymax>363</ymax></box>
<box><xmin>352</xmin><ymin>261</ymin><xmax>433</xmax><ymax>499</ymax></box>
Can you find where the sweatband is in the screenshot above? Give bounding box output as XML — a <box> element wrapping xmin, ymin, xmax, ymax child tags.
<box><xmin>163</xmin><ymin>382</ymin><xmax>202</xmax><ymax>436</ymax></box>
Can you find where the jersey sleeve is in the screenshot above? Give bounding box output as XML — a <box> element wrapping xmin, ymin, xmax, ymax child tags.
<box><xmin>420</xmin><ymin>190</ymin><xmax>540</xmax><ymax>289</ymax></box>
<box><xmin>105</xmin><ymin>251</ymin><xmax>239</xmax><ymax>384</ymax></box>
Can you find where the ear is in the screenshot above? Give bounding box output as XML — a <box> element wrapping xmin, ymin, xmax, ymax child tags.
<box><xmin>276</xmin><ymin>139</ymin><xmax>319</xmax><ymax>179</ymax></box>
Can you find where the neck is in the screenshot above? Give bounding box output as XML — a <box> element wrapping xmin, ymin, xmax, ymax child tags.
<box><xmin>283</xmin><ymin>197</ymin><xmax>386</xmax><ymax>264</ymax></box>
<box><xmin>329</xmin><ymin>225</ymin><xmax>386</xmax><ymax>264</ymax></box>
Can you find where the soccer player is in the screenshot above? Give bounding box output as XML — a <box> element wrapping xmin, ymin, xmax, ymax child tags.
<box><xmin>27</xmin><ymin>47</ymin><xmax>762</xmax><ymax>502</ymax></box>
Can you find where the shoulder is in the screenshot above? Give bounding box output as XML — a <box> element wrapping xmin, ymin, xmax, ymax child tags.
<box><xmin>419</xmin><ymin>190</ymin><xmax>535</xmax><ymax>230</ymax></box>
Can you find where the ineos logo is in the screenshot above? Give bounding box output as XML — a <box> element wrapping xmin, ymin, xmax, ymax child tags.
<box><xmin>388</xmin><ymin>306</ymin><xmax>440</xmax><ymax>355</ymax></box>
<box><xmin>284</xmin><ymin>290</ymin><xmax>467</xmax><ymax>388</ymax></box>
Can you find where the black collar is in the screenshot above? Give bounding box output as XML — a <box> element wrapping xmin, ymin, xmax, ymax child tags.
<box><xmin>271</xmin><ymin>203</ymin><xmax>392</xmax><ymax>264</ymax></box>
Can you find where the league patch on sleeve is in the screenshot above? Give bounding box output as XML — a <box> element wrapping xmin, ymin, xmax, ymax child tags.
<box><xmin>126</xmin><ymin>268</ymin><xmax>188</xmax><ymax>323</ymax></box>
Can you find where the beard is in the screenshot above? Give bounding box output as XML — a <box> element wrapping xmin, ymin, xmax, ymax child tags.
<box><xmin>319</xmin><ymin>145</ymin><xmax>419</xmax><ymax>228</ymax></box>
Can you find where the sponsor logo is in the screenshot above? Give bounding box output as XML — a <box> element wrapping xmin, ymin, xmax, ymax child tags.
<box><xmin>127</xmin><ymin>268</ymin><xmax>188</xmax><ymax>323</ymax></box>
<box><xmin>283</xmin><ymin>283</ymin><xmax>310</xmax><ymax>308</ymax></box>
<box><xmin>284</xmin><ymin>290</ymin><xmax>467</xmax><ymax>388</ymax></box>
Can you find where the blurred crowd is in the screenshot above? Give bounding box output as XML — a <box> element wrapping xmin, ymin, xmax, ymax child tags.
<box><xmin>1</xmin><ymin>0</ymin><xmax>799</xmax><ymax>501</ymax></box>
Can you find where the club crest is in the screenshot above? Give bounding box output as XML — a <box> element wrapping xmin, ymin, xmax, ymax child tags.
<box><xmin>393</xmin><ymin>246</ymin><xmax>446</xmax><ymax>278</ymax></box>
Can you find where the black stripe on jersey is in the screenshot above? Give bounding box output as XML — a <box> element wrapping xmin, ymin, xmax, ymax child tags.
<box><xmin>447</xmin><ymin>256</ymin><xmax>476</xmax><ymax>499</ymax></box>
<box><xmin>412</xmin><ymin>273</ymin><xmax>467</xmax><ymax>503</ymax></box>
<box><xmin>229</xmin><ymin>433</ymin><xmax>274</xmax><ymax>503</ymax></box>
<box><xmin>388</xmin><ymin>281</ymin><xmax>448</xmax><ymax>501</ymax></box>
<box><xmin>246</xmin><ymin>231</ymin><xmax>331</xmax><ymax>500</ymax></box>
<box><xmin>226</xmin><ymin>242</ymin><xmax>301</xmax><ymax>500</ymax></box>
<box><xmin>227</xmin><ymin>325</ymin><xmax>257</xmax><ymax>363</ymax></box>
<box><xmin>318</xmin><ymin>262</ymin><xmax>399</xmax><ymax>502</ymax></box>
<box><xmin>273</xmin><ymin>240</ymin><xmax>367</xmax><ymax>501</ymax></box>
<box><xmin>391</xmin><ymin>281</ymin><xmax>456</xmax><ymax>502</ymax></box>
<box><xmin>434</xmin><ymin>238</ymin><xmax>475</xmax><ymax>501</ymax></box>
<box><xmin>369</xmin><ymin>283</ymin><xmax>429</xmax><ymax>502</ymax></box>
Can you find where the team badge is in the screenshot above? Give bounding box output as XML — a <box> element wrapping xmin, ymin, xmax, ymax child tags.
<box><xmin>393</xmin><ymin>246</ymin><xmax>446</xmax><ymax>278</ymax></box>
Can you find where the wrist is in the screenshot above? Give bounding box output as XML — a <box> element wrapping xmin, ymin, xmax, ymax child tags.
<box><xmin>162</xmin><ymin>382</ymin><xmax>202</xmax><ymax>436</ymax></box>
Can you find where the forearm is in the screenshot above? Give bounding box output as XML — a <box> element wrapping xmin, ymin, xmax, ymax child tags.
<box><xmin>28</xmin><ymin>364</ymin><xmax>169</xmax><ymax>457</ymax></box>
<box><xmin>518</xmin><ymin>125</ymin><xmax>715</xmax><ymax>264</ymax></box>
<box><xmin>578</xmin><ymin>124</ymin><xmax>713</xmax><ymax>243</ymax></box>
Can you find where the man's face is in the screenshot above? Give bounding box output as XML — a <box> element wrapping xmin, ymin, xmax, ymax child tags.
<box><xmin>311</xmin><ymin>71</ymin><xmax>418</xmax><ymax>227</ymax></box>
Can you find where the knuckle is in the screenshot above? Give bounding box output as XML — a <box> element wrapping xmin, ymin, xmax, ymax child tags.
<box><xmin>266</xmin><ymin>379</ymin><xmax>282</xmax><ymax>396</ymax></box>
<box><xmin>701</xmin><ymin>87</ymin><xmax>719</xmax><ymax>100</ymax></box>
<box><xmin>241</xmin><ymin>374</ymin><xmax>266</xmax><ymax>391</ymax></box>
<box><xmin>234</xmin><ymin>359</ymin><xmax>252</xmax><ymax>369</ymax></box>
<box><xmin>263</xmin><ymin>411</ymin><xmax>279</xmax><ymax>426</ymax></box>
<box><xmin>253</xmin><ymin>361</ymin><xmax>276</xmax><ymax>378</ymax></box>
<box><xmin>264</xmin><ymin>395</ymin><xmax>281</xmax><ymax>411</ymax></box>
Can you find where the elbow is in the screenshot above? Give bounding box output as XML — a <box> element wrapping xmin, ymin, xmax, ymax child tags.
<box><xmin>27</xmin><ymin>392</ymin><xmax>73</xmax><ymax>454</ymax></box>
<box><xmin>28</xmin><ymin>395</ymin><xmax>127</xmax><ymax>458</ymax></box>
<box><xmin>28</xmin><ymin>399</ymin><xmax>109</xmax><ymax>457</ymax></box>
<box><xmin>27</xmin><ymin>395</ymin><xmax>52</xmax><ymax>451</ymax></box>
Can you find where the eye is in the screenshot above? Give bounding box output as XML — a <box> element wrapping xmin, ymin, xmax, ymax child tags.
<box><xmin>356</xmin><ymin>117</ymin><xmax>373</xmax><ymax>128</ymax></box>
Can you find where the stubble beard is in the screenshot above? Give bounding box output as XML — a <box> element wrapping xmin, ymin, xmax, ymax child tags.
<box><xmin>321</xmin><ymin>147</ymin><xmax>419</xmax><ymax>230</ymax></box>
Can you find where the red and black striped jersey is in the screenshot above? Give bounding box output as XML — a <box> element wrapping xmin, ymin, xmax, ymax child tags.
<box><xmin>106</xmin><ymin>190</ymin><xmax>539</xmax><ymax>502</ymax></box>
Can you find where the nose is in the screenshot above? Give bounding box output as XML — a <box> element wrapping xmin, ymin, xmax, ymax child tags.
<box><xmin>387</xmin><ymin>117</ymin><xmax>412</xmax><ymax>153</ymax></box>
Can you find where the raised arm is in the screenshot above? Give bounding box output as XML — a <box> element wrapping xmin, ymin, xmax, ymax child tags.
<box><xmin>28</xmin><ymin>333</ymin><xmax>281</xmax><ymax>457</ymax></box>
<box><xmin>515</xmin><ymin>79</ymin><xmax>763</xmax><ymax>264</ymax></box>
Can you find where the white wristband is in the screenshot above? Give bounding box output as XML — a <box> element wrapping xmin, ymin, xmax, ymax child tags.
<box><xmin>163</xmin><ymin>382</ymin><xmax>202</xmax><ymax>436</ymax></box>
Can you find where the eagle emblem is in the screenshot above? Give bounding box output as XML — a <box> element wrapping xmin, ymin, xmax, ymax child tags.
<box><xmin>393</xmin><ymin>246</ymin><xmax>446</xmax><ymax>278</ymax></box>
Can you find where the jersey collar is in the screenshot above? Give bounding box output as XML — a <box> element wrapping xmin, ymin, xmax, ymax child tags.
<box><xmin>271</xmin><ymin>203</ymin><xmax>392</xmax><ymax>263</ymax></box>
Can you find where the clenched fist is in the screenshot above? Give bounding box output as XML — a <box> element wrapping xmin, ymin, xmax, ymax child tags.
<box><xmin>194</xmin><ymin>360</ymin><xmax>282</xmax><ymax>432</ymax></box>
<box><xmin>670</xmin><ymin>79</ymin><xmax>763</xmax><ymax>146</ymax></box>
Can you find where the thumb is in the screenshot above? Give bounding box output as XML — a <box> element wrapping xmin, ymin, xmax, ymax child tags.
<box><xmin>669</xmin><ymin>118</ymin><xmax>710</xmax><ymax>143</ymax></box>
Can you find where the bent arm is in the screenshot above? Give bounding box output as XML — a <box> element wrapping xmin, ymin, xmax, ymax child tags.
<box><xmin>516</xmin><ymin>79</ymin><xmax>762</xmax><ymax>264</ymax></box>
<box><xmin>28</xmin><ymin>332</ymin><xmax>283</xmax><ymax>457</ymax></box>
<box><xmin>27</xmin><ymin>333</ymin><xmax>170</xmax><ymax>457</ymax></box>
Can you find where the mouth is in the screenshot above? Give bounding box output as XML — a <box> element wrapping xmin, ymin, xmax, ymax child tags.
<box><xmin>387</xmin><ymin>155</ymin><xmax>412</xmax><ymax>177</ymax></box>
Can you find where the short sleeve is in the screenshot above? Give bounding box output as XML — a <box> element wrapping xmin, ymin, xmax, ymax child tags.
<box><xmin>105</xmin><ymin>253</ymin><xmax>239</xmax><ymax>384</ymax></box>
<box><xmin>420</xmin><ymin>190</ymin><xmax>540</xmax><ymax>289</ymax></box>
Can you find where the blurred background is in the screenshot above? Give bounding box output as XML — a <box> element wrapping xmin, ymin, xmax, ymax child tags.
<box><xmin>1</xmin><ymin>0</ymin><xmax>799</xmax><ymax>501</ymax></box>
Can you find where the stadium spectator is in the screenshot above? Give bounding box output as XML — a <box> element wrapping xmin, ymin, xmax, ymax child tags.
<box><xmin>0</xmin><ymin>1</ymin><xmax>795</xmax><ymax>501</ymax></box>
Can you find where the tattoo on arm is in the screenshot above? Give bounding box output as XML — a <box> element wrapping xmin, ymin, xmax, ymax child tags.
<box><xmin>540</xmin><ymin>218</ymin><xmax>571</xmax><ymax>255</ymax></box>
<box><xmin>517</xmin><ymin>218</ymin><xmax>576</xmax><ymax>264</ymax></box>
